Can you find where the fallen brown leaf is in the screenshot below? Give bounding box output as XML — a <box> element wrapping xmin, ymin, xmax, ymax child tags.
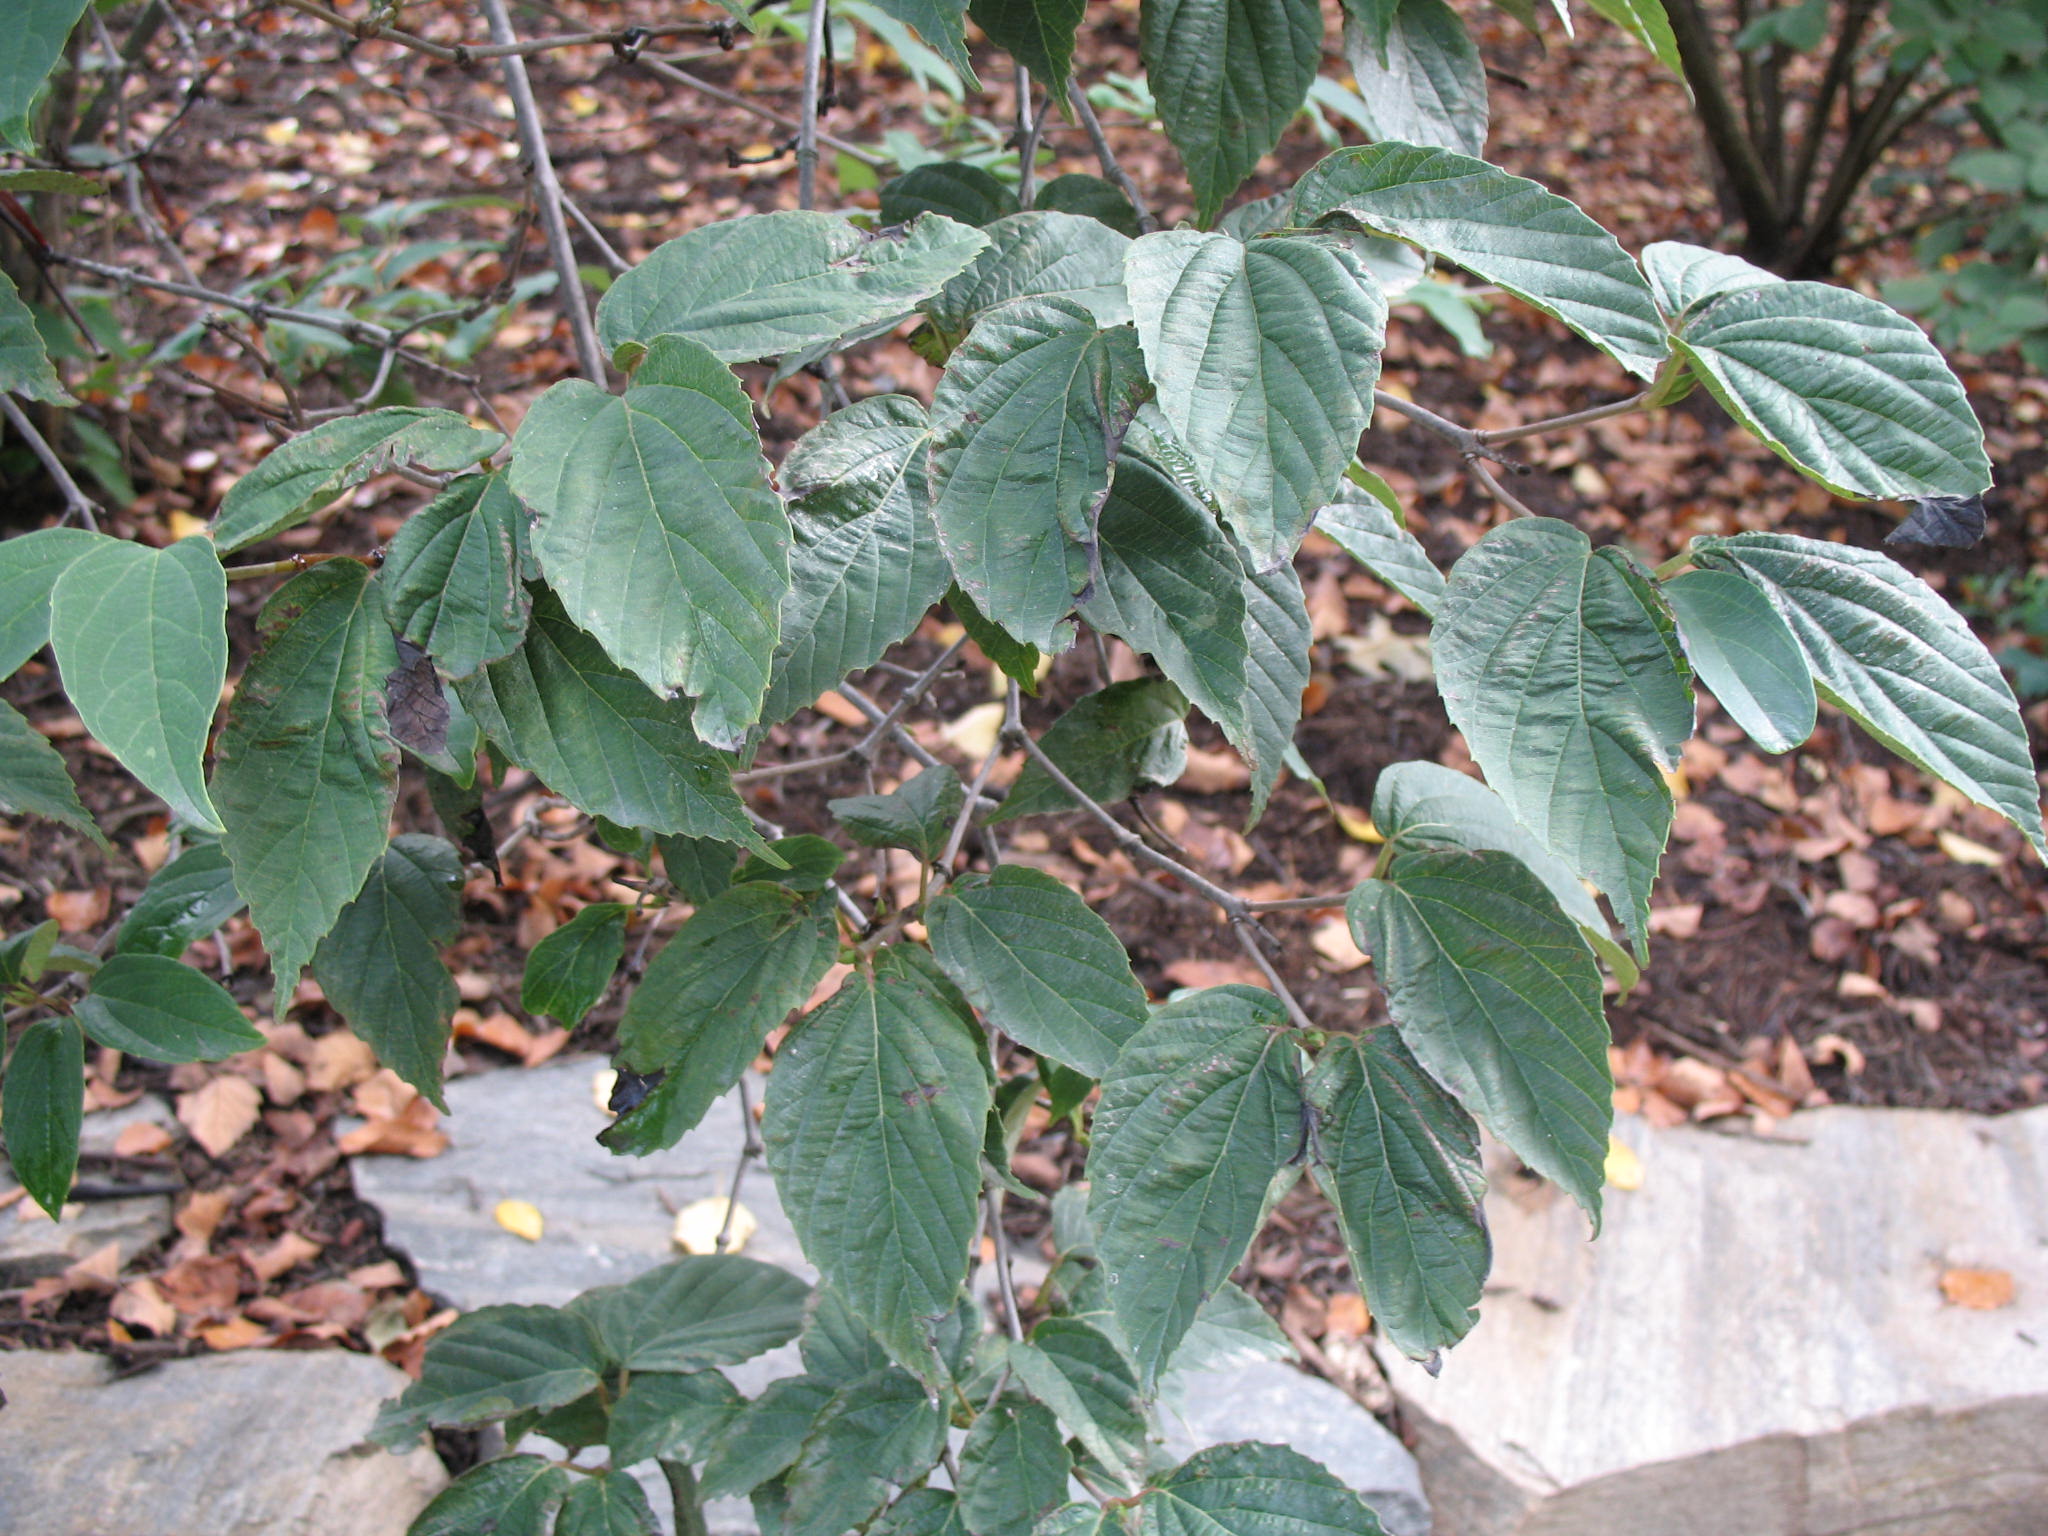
<box><xmin>1176</xmin><ymin>744</ymin><xmax>1252</xmax><ymax>794</ymax></box>
<box><xmin>173</xmin><ymin>1188</ymin><xmax>234</xmax><ymax>1259</ymax></box>
<box><xmin>47</xmin><ymin>887</ymin><xmax>111</xmax><ymax>932</ymax></box>
<box><xmin>1324</xmin><ymin>1292</ymin><xmax>1372</xmax><ymax>1339</ymax></box>
<box><xmin>199</xmin><ymin>1316</ymin><xmax>270</xmax><ymax>1351</ymax></box>
<box><xmin>302</xmin><ymin>1030</ymin><xmax>378</xmax><ymax>1093</ymax></box>
<box><xmin>112</xmin><ymin>1120</ymin><xmax>174</xmax><ymax>1157</ymax></box>
<box><xmin>347</xmin><ymin>1260</ymin><xmax>408</xmax><ymax>1290</ymax></box>
<box><xmin>177</xmin><ymin>1075</ymin><xmax>263</xmax><ymax>1159</ymax></box>
<box><xmin>110</xmin><ymin>1278</ymin><xmax>179</xmax><ymax>1337</ymax></box>
<box><xmin>244</xmin><ymin>1230</ymin><xmax>322</xmax><ymax>1283</ymax></box>
<box><xmin>159</xmin><ymin>1254</ymin><xmax>243</xmax><ymax>1318</ymax></box>
<box><xmin>1161</xmin><ymin>958</ymin><xmax>1269</xmax><ymax>992</ymax></box>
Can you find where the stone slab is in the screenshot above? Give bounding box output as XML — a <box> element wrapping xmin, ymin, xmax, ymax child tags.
<box><xmin>0</xmin><ymin>1097</ymin><xmax>178</xmax><ymax>1285</ymax></box>
<box><xmin>1384</xmin><ymin>1106</ymin><xmax>2048</xmax><ymax>1535</ymax></box>
<box><xmin>0</xmin><ymin>1348</ymin><xmax>445</xmax><ymax>1535</ymax></box>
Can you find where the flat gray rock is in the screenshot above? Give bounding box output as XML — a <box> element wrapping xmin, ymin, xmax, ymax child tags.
<box><xmin>0</xmin><ymin>1348</ymin><xmax>445</xmax><ymax>1535</ymax></box>
<box><xmin>1</xmin><ymin>1097</ymin><xmax>177</xmax><ymax>1285</ymax></box>
<box><xmin>1384</xmin><ymin>1105</ymin><xmax>2048</xmax><ymax>1535</ymax></box>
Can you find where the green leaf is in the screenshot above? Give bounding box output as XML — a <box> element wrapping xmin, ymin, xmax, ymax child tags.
<box><xmin>373</xmin><ymin>1305</ymin><xmax>609</xmax><ymax>1446</ymax></box>
<box><xmin>571</xmin><ymin>1255</ymin><xmax>810</xmax><ymax>1373</ymax></box>
<box><xmin>0</xmin><ymin>266</ymin><xmax>68</xmax><ymax>402</ymax></box>
<box><xmin>927</xmin><ymin>865</ymin><xmax>1146</xmax><ymax>1078</ymax></box>
<box><xmin>930</xmin><ymin>299</ymin><xmax>1152</xmax><ymax>651</ymax></box>
<box><xmin>1140</xmin><ymin>1442</ymin><xmax>1387</xmax><ymax>1535</ymax></box>
<box><xmin>0</xmin><ymin>920</ymin><xmax>58</xmax><ymax>990</ymax></box>
<box><xmin>1080</xmin><ymin>454</ymin><xmax>1254</xmax><ymax>766</ymax></box>
<box><xmin>1292</xmin><ymin>142</ymin><xmax>1669</xmax><ymax>380</ymax></box>
<box><xmin>211</xmin><ymin>408</ymin><xmax>503</xmax><ymax>554</ymax></box>
<box><xmin>213</xmin><ymin>562</ymin><xmax>399</xmax><ymax>1009</ymax></box>
<box><xmin>924</xmin><ymin>212</ymin><xmax>1135</xmax><ymax>337</ymax></box>
<box><xmin>556</xmin><ymin>1471</ymin><xmax>659</xmax><ymax>1536</ymax></box>
<box><xmin>0</xmin><ymin>0</ymin><xmax>87</xmax><ymax>149</ymax></box>
<box><xmin>1431</xmin><ymin>517</ymin><xmax>1693</xmax><ymax>957</ymax></box>
<box><xmin>629</xmin><ymin>333</ymin><xmax>757</xmax><ymax>428</ymax></box>
<box><xmin>1142</xmin><ymin>0</ymin><xmax>1325</xmax><ymax>224</ymax></box>
<box><xmin>596</xmin><ymin>211</ymin><xmax>987</xmax><ymax>363</ymax></box>
<box><xmin>454</xmin><ymin>591</ymin><xmax>767</xmax><ymax>854</ymax></box>
<box><xmin>867</xmin><ymin>0</ymin><xmax>976</xmax><ymax>82</ymax></box>
<box><xmin>113</xmin><ymin>843</ymin><xmax>243</xmax><ymax>959</ymax></box>
<box><xmin>830</xmin><ymin>764</ymin><xmax>965</xmax><ymax>860</ymax></box>
<box><xmin>0</xmin><ymin>696</ymin><xmax>101</xmax><ymax>847</ymax></box>
<box><xmin>1582</xmin><ymin>0</ymin><xmax>1683</xmax><ymax>75</ymax></box>
<box><xmin>951</xmin><ymin>584</ymin><xmax>1044</xmax><ymax>692</ymax></box>
<box><xmin>0</xmin><ymin>168</ymin><xmax>102</xmax><ymax>194</ymax></box>
<box><xmin>782</xmin><ymin>1367</ymin><xmax>950</xmax><ymax>1536</ymax></box>
<box><xmin>993</xmin><ymin>677</ymin><xmax>1189</xmax><ymax>823</ymax></box>
<box><xmin>1240</xmin><ymin>563</ymin><xmax>1313</xmax><ymax>825</ymax></box>
<box><xmin>1087</xmin><ymin>986</ymin><xmax>1301</xmax><ymax>1387</ymax></box>
<box><xmin>1660</xmin><ymin>568</ymin><xmax>1816</xmax><ymax>754</ymax></box>
<box><xmin>1034</xmin><ymin>1506</ymin><xmax>1120</xmax><ymax>1536</ymax></box>
<box><xmin>762</xmin><ymin>959</ymin><xmax>990</xmax><ymax>1380</ymax></box>
<box><xmin>959</xmin><ymin>1398</ymin><xmax>1073</xmax><ymax>1536</ymax></box>
<box><xmin>409</xmin><ymin>1456</ymin><xmax>571</xmax><ymax>1536</ymax></box>
<box><xmin>510</xmin><ymin>378</ymin><xmax>786</xmax><ymax>748</ymax></box>
<box><xmin>967</xmin><ymin>0</ymin><xmax>1085</xmax><ymax>98</ymax></box>
<box><xmin>1639</xmin><ymin>239</ymin><xmax>1778</xmax><ymax>319</ymax></box>
<box><xmin>50</xmin><ymin>536</ymin><xmax>226</xmax><ymax>832</ymax></box>
<box><xmin>1</xmin><ymin>1017</ymin><xmax>83</xmax><ymax>1218</ymax></box>
<box><xmin>1692</xmin><ymin>532</ymin><xmax>2045</xmax><ymax>858</ymax></box>
<box><xmin>73</xmin><ymin>954</ymin><xmax>264</xmax><ymax>1064</ymax></box>
<box><xmin>882</xmin><ymin>163</ymin><xmax>1022</xmax><ymax>228</ymax></box>
<box><xmin>1306</xmin><ymin>1032</ymin><xmax>1487</xmax><ymax>1362</ymax></box>
<box><xmin>1340</xmin><ymin>0</ymin><xmax>1488</xmax><ymax>157</ymax></box>
<box><xmin>381</xmin><ymin>472</ymin><xmax>532</xmax><ymax>680</ymax></box>
<box><xmin>1354</xmin><ymin>848</ymin><xmax>1610</xmax><ymax>1223</ymax></box>
<box><xmin>765</xmin><ymin>395</ymin><xmax>952</xmax><ymax>726</ymax></box>
<box><xmin>0</xmin><ymin>527</ymin><xmax>103</xmax><ymax>678</ymax></box>
<box><xmin>602</xmin><ymin>883</ymin><xmax>838</xmax><ymax>1153</ymax></box>
<box><xmin>311</xmin><ymin>834</ymin><xmax>462</xmax><ymax>1106</ymax></box>
<box><xmin>657</xmin><ymin>834</ymin><xmax>739</xmax><ymax>905</ymax></box>
<box><xmin>1673</xmin><ymin>280</ymin><xmax>1991</xmax><ymax>500</ymax></box>
<box><xmin>1035</xmin><ymin>174</ymin><xmax>1143</xmax><ymax>238</ymax></box>
<box><xmin>1003</xmin><ymin>1319</ymin><xmax>1148</xmax><ymax>1482</ymax></box>
<box><xmin>521</xmin><ymin>902</ymin><xmax>629</xmax><ymax>1027</ymax></box>
<box><xmin>698</xmin><ymin>1374</ymin><xmax>839</xmax><ymax>1500</ymax></box>
<box><xmin>1125</xmin><ymin>231</ymin><xmax>1386</xmax><ymax>568</ymax></box>
<box><xmin>874</xmin><ymin>1489</ymin><xmax>970</xmax><ymax>1536</ymax></box>
<box><xmin>735</xmin><ymin>834</ymin><xmax>839</xmax><ymax>888</ymax></box>
<box><xmin>607</xmin><ymin>1370</ymin><xmax>743</xmax><ymax>1468</ymax></box>
<box><xmin>800</xmin><ymin>1284</ymin><xmax>896</xmax><ymax>1383</ymax></box>
<box><xmin>1315</xmin><ymin>482</ymin><xmax>1445</xmax><ymax>618</ymax></box>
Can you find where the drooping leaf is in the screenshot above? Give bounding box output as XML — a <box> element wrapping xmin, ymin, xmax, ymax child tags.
<box><xmin>1</xmin><ymin>1017</ymin><xmax>84</xmax><ymax>1217</ymax></box>
<box><xmin>1088</xmin><ymin>986</ymin><xmax>1301</xmax><ymax>1386</ymax></box>
<box><xmin>1431</xmin><ymin>517</ymin><xmax>1693</xmax><ymax>956</ymax></box>
<box><xmin>555</xmin><ymin>1471</ymin><xmax>659</xmax><ymax>1536</ymax></box>
<box><xmin>735</xmin><ymin>834</ymin><xmax>840</xmax><ymax>889</ymax></box>
<box><xmin>950</xmin><ymin>583</ymin><xmax>1044</xmax><ymax>692</ymax></box>
<box><xmin>928</xmin><ymin>865</ymin><xmax>1146</xmax><ymax>1078</ymax></box>
<box><xmin>311</xmin><ymin>834</ymin><xmax>463</xmax><ymax>1106</ymax></box>
<box><xmin>866</xmin><ymin>0</ymin><xmax>976</xmax><ymax>82</ymax></box>
<box><xmin>1306</xmin><ymin>1032</ymin><xmax>1488</xmax><ymax>1362</ymax></box>
<box><xmin>765</xmin><ymin>395</ymin><xmax>952</xmax><ymax>726</ymax></box>
<box><xmin>1340</xmin><ymin>0</ymin><xmax>1488</xmax><ymax>157</ymax></box>
<box><xmin>115</xmin><ymin>842</ymin><xmax>246</xmax><ymax>958</ymax></box>
<box><xmin>1638</xmin><ymin>239</ymin><xmax>1778</xmax><ymax>319</ymax></box>
<box><xmin>521</xmin><ymin>902</ymin><xmax>629</xmax><ymax>1027</ymax></box>
<box><xmin>595</xmin><ymin>211</ymin><xmax>987</xmax><ymax>363</ymax></box>
<box><xmin>1674</xmin><ymin>281</ymin><xmax>1992</xmax><ymax>500</ymax></box>
<box><xmin>570</xmin><ymin>1255</ymin><xmax>810</xmax><ymax>1373</ymax></box>
<box><xmin>1292</xmin><ymin>142</ymin><xmax>1669</xmax><ymax>380</ymax></box>
<box><xmin>212</xmin><ymin>562</ymin><xmax>399</xmax><ymax>1009</ymax></box>
<box><xmin>1035</xmin><ymin>174</ymin><xmax>1143</xmax><ymax>238</ymax></box>
<box><xmin>373</xmin><ymin>1306</ymin><xmax>609</xmax><ymax>1445</ymax></box>
<box><xmin>959</xmin><ymin>1398</ymin><xmax>1073</xmax><ymax>1536</ymax></box>
<box><xmin>1125</xmin><ymin>231</ymin><xmax>1386</xmax><ymax>569</ymax></box>
<box><xmin>0</xmin><ymin>526</ymin><xmax>103</xmax><ymax>678</ymax></box>
<box><xmin>993</xmin><ymin>677</ymin><xmax>1189</xmax><ymax>822</ymax></box>
<box><xmin>408</xmin><ymin>1455</ymin><xmax>571</xmax><ymax>1536</ymax></box>
<box><xmin>0</xmin><ymin>696</ymin><xmax>101</xmax><ymax>847</ymax></box>
<box><xmin>1888</xmin><ymin>493</ymin><xmax>1987</xmax><ymax>550</ymax></box>
<box><xmin>73</xmin><ymin>954</ymin><xmax>264</xmax><ymax>1064</ymax></box>
<box><xmin>782</xmin><ymin>1367</ymin><xmax>950</xmax><ymax>1536</ymax></box>
<box><xmin>1240</xmin><ymin>562</ymin><xmax>1313</xmax><ymax>825</ymax></box>
<box><xmin>762</xmin><ymin>958</ymin><xmax>990</xmax><ymax>1380</ymax></box>
<box><xmin>381</xmin><ymin>472</ymin><xmax>532</xmax><ymax>680</ymax></box>
<box><xmin>1314</xmin><ymin>481</ymin><xmax>1445</xmax><ymax>618</ymax></box>
<box><xmin>1353</xmin><ymin>848</ymin><xmax>1610</xmax><ymax>1223</ymax></box>
<box><xmin>882</xmin><ymin>163</ymin><xmax>1021</xmax><ymax>228</ymax></box>
<box><xmin>967</xmin><ymin>0</ymin><xmax>1086</xmax><ymax>98</ymax></box>
<box><xmin>698</xmin><ymin>1374</ymin><xmax>840</xmax><ymax>1500</ymax></box>
<box><xmin>607</xmin><ymin>1370</ymin><xmax>743</xmax><ymax>1469</ymax></box>
<box><xmin>1582</xmin><ymin>0</ymin><xmax>1683</xmax><ymax>75</ymax></box>
<box><xmin>0</xmin><ymin>0</ymin><xmax>88</xmax><ymax>149</ymax></box>
<box><xmin>454</xmin><ymin>591</ymin><xmax>766</xmax><ymax>853</ymax></box>
<box><xmin>510</xmin><ymin>377</ymin><xmax>786</xmax><ymax>747</ymax></box>
<box><xmin>930</xmin><ymin>299</ymin><xmax>1152</xmax><ymax>651</ymax></box>
<box><xmin>657</xmin><ymin>833</ymin><xmax>739</xmax><ymax>905</ymax></box>
<box><xmin>0</xmin><ymin>265</ymin><xmax>68</xmax><ymax>401</ymax></box>
<box><xmin>602</xmin><ymin>883</ymin><xmax>838</xmax><ymax>1153</ymax></box>
<box><xmin>1140</xmin><ymin>1442</ymin><xmax>1387</xmax><ymax>1535</ymax></box>
<box><xmin>830</xmin><ymin>764</ymin><xmax>965</xmax><ymax>861</ymax></box>
<box><xmin>211</xmin><ymin>408</ymin><xmax>502</xmax><ymax>554</ymax></box>
<box><xmin>1660</xmin><ymin>568</ymin><xmax>1816</xmax><ymax>755</ymax></box>
<box><xmin>50</xmin><ymin>536</ymin><xmax>226</xmax><ymax>832</ymax></box>
<box><xmin>923</xmin><ymin>212</ymin><xmax>1135</xmax><ymax>337</ymax></box>
<box><xmin>1141</xmin><ymin>0</ymin><xmax>1325</xmax><ymax>224</ymax></box>
<box><xmin>1002</xmin><ymin>1319</ymin><xmax>1148</xmax><ymax>1482</ymax></box>
<box><xmin>1692</xmin><ymin>532</ymin><xmax>2045</xmax><ymax>857</ymax></box>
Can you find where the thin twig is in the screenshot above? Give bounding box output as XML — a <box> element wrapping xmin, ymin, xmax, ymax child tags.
<box><xmin>985</xmin><ymin>1187</ymin><xmax>1027</xmax><ymax>1342</ymax></box>
<box><xmin>480</xmin><ymin>0</ymin><xmax>605</xmax><ymax>382</ymax></box>
<box><xmin>1244</xmin><ymin>892</ymin><xmax>1353</xmax><ymax>913</ymax></box>
<box><xmin>713</xmin><ymin>1074</ymin><xmax>762</xmax><ymax>1252</ymax></box>
<box><xmin>561</xmin><ymin>192</ymin><xmax>628</xmax><ymax>275</ymax></box>
<box><xmin>1372</xmin><ymin>389</ymin><xmax>1512</xmax><ymax>466</ymax></box>
<box><xmin>796</xmin><ymin>0</ymin><xmax>830</xmax><ymax>210</ymax></box>
<box><xmin>1013</xmin><ymin>65</ymin><xmax>1039</xmax><ymax>207</ymax></box>
<box><xmin>1475</xmin><ymin>392</ymin><xmax>1649</xmax><ymax>448</ymax></box>
<box><xmin>731</xmin><ymin>636</ymin><xmax>969</xmax><ymax>787</ymax></box>
<box><xmin>1068</xmin><ymin>80</ymin><xmax>1157</xmax><ymax>233</ymax></box>
<box><xmin>634</xmin><ymin>56</ymin><xmax>887</xmax><ymax>167</ymax></box>
<box><xmin>221</xmin><ymin>551</ymin><xmax>370</xmax><ymax>582</ymax></box>
<box><xmin>940</xmin><ymin>730</ymin><xmax>1006</xmax><ymax>870</ymax></box>
<box><xmin>1</xmin><ymin>397</ymin><xmax>100</xmax><ymax>529</ymax></box>
<box><xmin>1231</xmin><ymin>920</ymin><xmax>1316</xmax><ymax>1033</ymax></box>
<box><xmin>1468</xmin><ymin>457</ymin><xmax>1541</xmax><ymax>519</ymax></box>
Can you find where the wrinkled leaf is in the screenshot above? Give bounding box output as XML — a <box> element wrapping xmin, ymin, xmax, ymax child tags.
<box><xmin>115</xmin><ymin>842</ymin><xmax>246</xmax><ymax>958</ymax></box>
<box><xmin>373</xmin><ymin>1305</ymin><xmax>609</xmax><ymax>1445</ymax></box>
<box><xmin>1140</xmin><ymin>1442</ymin><xmax>1386</xmax><ymax>1535</ymax></box>
<box><xmin>381</xmin><ymin>472</ymin><xmax>532</xmax><ymax>679</ymax></box>
<box><xmin>924</xmin><ymin>212</ymin><xmax>1134</xmax><ymax>337</ymax></box>
<box><xmin>409</xmin><ymin>1456</ymin><xmax>570</xmax><ymax>1536</ymax></box>
<box><xmin>830</xmin><ymin>764</ymin><xmax>965</xmax><ymax>861</ymax></box>
<box><xmin>994</xmin><ymin>678</ymin><xmax>1189</xmax><ymax>822</ymax></box>
<box><xmin>572</xmin><ymin>1256</ymin><xmax>810</xmax><ymax>1373</ymax></box>
<box><xmin>1341</xmin><ymin>0</ymin><xmax>1488</xmax><ymax>157</ymax></box>
<box><xmin>959</xmin><ymin>1398</ymin><xmax>1073</xmax><ymax>1536</ymax></box>
<box><xmin>74</xmin><ymin>954</ymin><xmax>264</xmax><ymax>1064</ymax></box>
<box><xmin>0</xmin><ymin>696</ymin><xmax>101</xmax><ymax>847</ymax></box>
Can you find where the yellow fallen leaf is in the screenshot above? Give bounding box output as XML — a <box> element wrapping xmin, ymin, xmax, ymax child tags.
<box><xmin>261</xmin><ymin>118</ymin><xmax>299</xmax><ymax>147</ymax></box>
<box><xmin>1310</xmin><ymin>917</ymin><xmax>1369</xmax><ymax>972</ymax></box>
<box><xmin>564</xmin><ymin>86</ymin><xmax>601</xmax><ymax>118</ymax></box>
<box><xmin>1333</xmin><ymin>805</ymin><xmax>1382</xmax><ymax>843</ymax></box>
<box><xmin>495</xmin><ymin>1199</ymin><xmax>545</xmax><ymax>1242</ymax></box>
<box><xmin>1604</xmin><ymin>1135</ymin><xmax>1644</xmax><ymax>1191</ymax></box>
<box><xmin>673</xmin><ymin>1197</ymin><xmax>757</xmax><ymax>1255</ymax></box>
<box><xmin>166</xmin><ymin>511</ymin><xmax>210</xmax><ymax>542</ymax></box>
<box><xmin>1939</xmin><ymin>1266</ymin><xmax>2015</xmax><ymax>1310</ymax></box>
<box><xmin>944</xmin><ymin>701</ymin><xmax>1006</xmax><ymax>761</ymax></box>
<box><xmin>1936</xmin><ymin>830</ymin><xmax>2005</xmax><ymax>867</ymax></box>
<box><xmin>591</xmin><ymin>1068</ymin><xmax>618</xmax><ymax>1115</ymax></box>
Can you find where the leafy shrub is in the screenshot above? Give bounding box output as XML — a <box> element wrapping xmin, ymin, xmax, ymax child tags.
<box><xmin>2</xmin><ymin>2</ymin><xmax>2041</xmax><ymax>1534</ymax></box>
